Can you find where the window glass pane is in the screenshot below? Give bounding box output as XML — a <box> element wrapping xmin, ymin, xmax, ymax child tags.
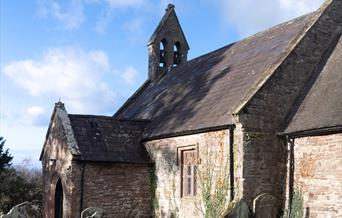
<box><xmin>187</xmin><ymin>178</ymin><xmax>191</xmax><ymax>195</ymax></box>
<box><xmin>181</xmin><ymin>148</ymin><xmax>198</xmax><ymax>197</ymax></box>
<box><xmin>193</xmin><ymin>165</ymin><xmax>197</xmax><ymax>195</ymax></box>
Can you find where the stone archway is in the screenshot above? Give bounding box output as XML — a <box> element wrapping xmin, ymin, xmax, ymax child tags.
<box><xmin>54</xmin><ymin>178</ymin><xmax>63</xmax><ymax>218</ymax></box>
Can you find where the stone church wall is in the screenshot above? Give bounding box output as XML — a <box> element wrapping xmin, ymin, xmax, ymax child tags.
<box><xmin>81</xmin><ymin>163</ymin><xmax>152</xmax><ymax>217</ymax></box>
<box><xmin>42</xmin><ymin>105</ymin><xmax>152</xmax><ymax>217</ymax></box>
<box><xmin>41</xmin><ymin>115</ymin><xmax>82</xmax><ymax>218</ymax></box>
<box><xmin>292</xmin><ymin>133</ymin><xmax>342</xmax><ymax>217</ymax></box>
<box><xmin>145</xmin><ymin>129</ymin><xmax>232</xmax><ymax>218</ymax></box>
<box><xmin>236</xmin><ymin>0</ymin><xmax>342</xmax><ymax>210</ymax></box>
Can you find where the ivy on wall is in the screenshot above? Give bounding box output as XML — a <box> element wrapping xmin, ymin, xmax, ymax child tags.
<box><xmin>199</xmin><ymin>132</ymin><xmax>232</xmax><ymax>218</ymax></box>
<box><xmin>283</xmin><ymin>189</ymin><xmax>304</xmax><ymax>218</ymax></box>
<box><xmin>149</xmin><ymin>165</ymin><xmax>160</xmax><ymax>217</ymax></box>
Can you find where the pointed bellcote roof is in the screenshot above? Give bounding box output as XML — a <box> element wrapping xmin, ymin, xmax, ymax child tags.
<box><xmin>147</xmin><ymin>4</ymin><xmax>189</xmax><ymax>50</ymax></box>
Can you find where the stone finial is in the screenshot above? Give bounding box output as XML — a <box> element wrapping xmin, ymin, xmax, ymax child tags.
<box><xmin>166</xmin><ymin>4</ymin><xmax>175</xmax><ymax>11</ymax></box>
<box><xmin>55</xmin><ymin>101</ymin><xmax>65</xmax><ymax>110</ymax></box>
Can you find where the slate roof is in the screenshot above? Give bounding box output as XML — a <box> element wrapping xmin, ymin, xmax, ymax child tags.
<box><xmin>68</xmin><ymin>115</ymin><xmax>151</xmax><ymax>163</ymax></box>
<box><xmin>114</xmin><ymin>9</ymin><xmax>325</xmax><ymax>139</ymax></box>
<box><xmin>283</xmin><ymin>35</ymin><xmax>342</xmax><ymax>134</ymax></box>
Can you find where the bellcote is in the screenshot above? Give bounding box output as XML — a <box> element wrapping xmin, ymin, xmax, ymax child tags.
<box><xmin>147</xmin><ymin>4</ymin><xmax>190</xmax><ymax>81</ymax></box>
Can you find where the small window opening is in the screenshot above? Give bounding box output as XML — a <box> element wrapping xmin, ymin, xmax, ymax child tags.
<box><xmin>160</xmin><ymin>39</ymin><xmax>167</xmax><ymax>68</ymax></box>
<box><xmin>173</xmin><ymin>42</ymin><xmax>181</xmax><ymax>66</ymax></box>
<box><xmin>181</xmin><ymin>149</ymin><xmax>197</xmax><ymax>197</ymax></box>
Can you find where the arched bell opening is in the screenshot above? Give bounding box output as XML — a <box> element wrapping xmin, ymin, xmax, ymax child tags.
<box><xmin>173</xmin><ymin>41</ymin><xmax>182</xmax><ymax>66</ymax></box>
<box><xmin>159</xmin><ymin>39</ymin><xmax>168</xmax><ymax>68</ymax></box>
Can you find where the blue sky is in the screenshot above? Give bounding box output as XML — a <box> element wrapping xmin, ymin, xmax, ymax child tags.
<box><xmin>0</xmin><ymin>0</ymin><xmax>324</xmax><ymax>167</ymax></box>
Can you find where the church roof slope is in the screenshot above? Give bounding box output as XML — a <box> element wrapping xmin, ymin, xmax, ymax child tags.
<box><xmin>68</xmin><ymin>115</ymin><xmax>151</xmax><ymax>163</ymax></box>
<box><xmin>115</xmin><ymin>8</ymin><xmax>326</xmax><ymax>139</ymax></box>
<box><xmin>283</xmin><ymin>34</ymin><xmax>342</xmax><ymax>135</ymax></box>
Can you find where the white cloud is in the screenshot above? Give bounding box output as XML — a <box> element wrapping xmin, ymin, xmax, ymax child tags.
<box><xmin>27</xmin><ymin>106</ymin><xmax>45</xmax><ymax>117</ymax></box>
<box><xmin>1</xmin><ymin>121</ymin><xmax>46</xmax><ymax>166</ymax></box>
<box><xmin>279</xmin><ymin>0</ymin><xmax>323</xmax><ymax>15</ymax></box>
<box><xmin>107</xmin><ymin>0</ymin><xmax>145</xmax><ymax>8</ymax></box>
<box><xmin>94</xmin><ymin>0</ymin><xmax>146</xmax><ymax>33</ymax></box>
<box><xmin>37</xmin><ymin>0</ymin><xmax>85</xmax><ymax>30</ymax></box>
<box><xmin>14</xmin><ymin>106</ymin><xmax>48</xmax><ymax>126</ymax></box>
<box><xmin>3</xmin><ymin>46</ymin><xmax>116</xmax><ymax>114</ymax></box>
<box><xmin>123</xmin><ymin>17</ymin><xmax>145</xmax><ymax>34</ymax></box>
<box><xmin>218</xmin><ymin>0</ymin><xmax>324</xmax><ymax>37</ymax></box>
<box><xmin>37</xmin><ymin>0</ymin><xmax>147</xmax><ymax>33</ymax></box>
<box><xmin>120</xmin><ymin>66</ymin><xmax>140</xmax><ymax>85</ymax></box>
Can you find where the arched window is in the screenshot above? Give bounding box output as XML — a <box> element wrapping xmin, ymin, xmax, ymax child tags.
<box><xmin>173</xmin><ymin>41</ymin><xmax>181</xmax><ymax>66</ymax></box>
<box><xmin>54</xmin><ymin>179</ymin><xmax>63</xmax><ymax>218</ymax></box>
<box><xmin>160</xmin><ymin>39</ymin><xmax>167</xmax><ymax>68</ymax></box>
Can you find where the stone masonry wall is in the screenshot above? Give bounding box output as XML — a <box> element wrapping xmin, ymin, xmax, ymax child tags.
<box><xmin>42</xmin><ymin>115</ymin><xmax>81</xmax><ymax>218</ymax></box>
<box><xmin>231</xmin><ymin>123</ymin><xmax>244</xmax><ymax>202</ymax></box>
<box><xmin>42</xmin><ymin>113</ymin><xmax>152</xmax><ymax>218</ymax></box>
<box><xmin>82</xmin><ymin>163</ymin><xmax>152</xmax><ymax>217</ymax></box>
<box><xmin>236</xmin><ymin>0</ymin><xmax>342</xmax><ymax>209</ymax></box>
<box><xmin>292</xmin><ymin>133</ymin><xmax>342</xmax><ymax>218</ymax></box>
<box><xmin>144</xmin><ymin>129</ymin><xmax>232</xmax><ymax>218</ymax></box>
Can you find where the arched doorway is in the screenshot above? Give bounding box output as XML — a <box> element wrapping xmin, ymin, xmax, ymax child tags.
<box><xmin>54</xmin><ymin>178</ymin><xmax>63</xmax><ymax>218</ymax></box>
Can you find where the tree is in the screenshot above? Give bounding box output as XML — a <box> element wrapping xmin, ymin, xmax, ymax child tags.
<box><xmin>15</xmin><ymin>159</ymin><xmax>43</xmax><ymax>204</ymax></box>
<box><xmin>0</xmin><ymin>137</ymin><xmax>42</xmax><ymax>214</ymax></box>
<box><xmin>0</xmin><ymin>136</ymin><xmax>13</xmax><ymax>171</ymax></box>
<box><xmin>0</xmin><ymin>161</ymin><xmax>42</xmax><ymax>213</ymax></box>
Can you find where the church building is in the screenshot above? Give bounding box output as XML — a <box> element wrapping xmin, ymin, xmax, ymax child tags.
<box><xmin>40</xmin><ymin>0</ymin><xmax>342</xmax><ymax>217</ymax></box>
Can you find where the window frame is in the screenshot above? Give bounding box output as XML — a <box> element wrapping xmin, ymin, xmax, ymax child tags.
<box><xmin>177</xmin><ymin>144</ymin><xmax>199</xmax><ymax>197</ymax></box>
